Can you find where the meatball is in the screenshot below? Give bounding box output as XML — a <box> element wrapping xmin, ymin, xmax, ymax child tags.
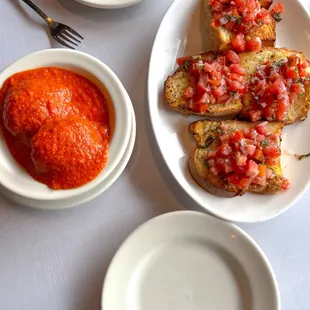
<box><xmin>31</xmin><ymin>117</ymin><xmax>109</xmax><ymax>190</ymax></box>
<box><xmin>3</xmin><ymin>78</ymin><xmax>74</xmax><ymax>142</ymax></box>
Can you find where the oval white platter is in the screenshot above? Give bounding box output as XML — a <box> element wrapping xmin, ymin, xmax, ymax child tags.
<box><xmin>148</xmin><ymin>0</ymin><xmax>310</xmax><ymax>223</ymax></box>
<box><xmin>74</xmin><ymin>0</ymin><xmax>144</xmax><ymax>9</ymax></box>
<box><xmin>102</xmin><ymin>211</ymin><xmax>280</xmax><ymax>310</ymax></box>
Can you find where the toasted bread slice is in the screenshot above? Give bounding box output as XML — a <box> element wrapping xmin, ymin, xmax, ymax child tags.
<box><xmin>164</xmin><ymin>52</ymin><xmax>242</xmax><ymax>117</ymax></box>
<box><xmin>203</xmin><ymin>0</ymin><xmax>276</xmax><ymax>52</ymax></box>
<box><xmin>188</xmin><ymin>119</ymin><xmax>284</xmax><ymax>197</ymax></box>
<box><xmin>238</xmin><ymin>47</ymin><xmax>310</xmax><ymax>125</ymax></box>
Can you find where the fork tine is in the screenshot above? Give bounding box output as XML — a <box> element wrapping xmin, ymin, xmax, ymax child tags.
<box><xmin>62</xmin><ymin>30</ymin><xmax>81</xmax><ymax>44</ymax></box>
<box><xmin>64</xmin><ymin>26</ymin><xmax>84</xmax><ymax>40</ymax></box>
<box><xmin>58</xmin><ymin>33</ymin><xmax>78</xmax><ymax>47</ymax></box>
<box><xmin>53</xmin><ymin>35</ymin><xmax>75</xmax><ymax>50</ymax></box>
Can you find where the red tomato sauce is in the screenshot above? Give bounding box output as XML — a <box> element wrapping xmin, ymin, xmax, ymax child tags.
<box><xmin>0</xmin><ymin>67</ymin><xmax>110</xmax><ymax>190</ymax></box>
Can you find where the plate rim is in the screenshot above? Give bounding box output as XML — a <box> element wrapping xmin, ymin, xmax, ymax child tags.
<box><xmin>74</xmin><ymin>0</ymin><xmax>144</xmax><ymax>9</ymax></box>
<box><xmin>147</xmin><ymin>0</ymin><xmax>310</xmax><ymax>223</ymax></box>
<box><xmin>101</xmin><ymin>210</ymin><xmax>281</xmax><ymax>310</ymax></box>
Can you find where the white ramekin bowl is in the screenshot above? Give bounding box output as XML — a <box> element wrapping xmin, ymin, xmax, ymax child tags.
<box><xmin>0</xmin><ymin>49</ymin><xmax>132</xmax><ymax>201</ymax></box>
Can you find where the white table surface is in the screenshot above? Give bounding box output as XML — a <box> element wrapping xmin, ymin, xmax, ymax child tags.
<box><xmin>0</xmin><ymin>0</ymin><xmax>310</xmax><ymax>309</ymax></box>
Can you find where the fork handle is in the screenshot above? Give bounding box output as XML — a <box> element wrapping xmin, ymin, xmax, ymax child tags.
<box><xmin>21</xmin><ymin>0</ymin><xmax>53</xmax><ymax>25</ymax></box>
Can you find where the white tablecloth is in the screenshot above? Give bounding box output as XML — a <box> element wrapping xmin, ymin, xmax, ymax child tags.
<box><xmin>0</xmin><ymin>1</ymin><xmax>309</xmax><ymax>309</ymax></box>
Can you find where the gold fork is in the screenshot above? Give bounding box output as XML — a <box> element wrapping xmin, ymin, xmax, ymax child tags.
<box><xmin>22</xmin><ymin>0</ymin><xmax>84</xmax><ymax>49</ymax></box>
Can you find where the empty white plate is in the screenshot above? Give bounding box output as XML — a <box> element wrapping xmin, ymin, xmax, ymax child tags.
<box><xmin>102</xmin><ymin>211</ymin><xmax>280</xmax><ymax>310</ymax></box>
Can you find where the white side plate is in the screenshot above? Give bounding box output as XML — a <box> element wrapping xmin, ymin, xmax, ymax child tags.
<box><xmin>74</xmin><ymin>0</ymin><xmax>144</xmax><ymax>9</ymax></box>
<box><xmin>148</xmin><ymin>0</ymin><xmax>310</xmax><ymax>223</ymax></box>
<box><xmin>102</xmin><ymin>211</ymin><xmax>280</xmax><ymax>310</ymax></box>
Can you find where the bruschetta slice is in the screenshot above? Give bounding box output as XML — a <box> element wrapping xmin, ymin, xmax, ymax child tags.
<box><xmin>203</xmin><ymin>0</ymin><xmax>283</xmax><ymax>52</ymax></box>
<box><xmin>164</xmin><ymin>50</ymin><xmax>246</xmax><ymax>117</ymax></box>
<box><xmin>188</xmin><ymin>119</ymin><xmax>290</xmax><ymax>197</ymax></box>
<box><xmin>238</xmin><ymin>47</ymin><xmax>310</xmax><ymax>124</ymax></box>
<box><xmin>164</xmin><ymin>47</ymin><xmax>310</xmax><ymax>124</ymax></box>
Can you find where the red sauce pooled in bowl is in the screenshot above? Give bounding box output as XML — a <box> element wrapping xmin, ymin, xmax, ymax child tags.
<box><xmin>0</xmin><ymin>67</ymin><xmax>110</xmax><ymax>190</ymax></box>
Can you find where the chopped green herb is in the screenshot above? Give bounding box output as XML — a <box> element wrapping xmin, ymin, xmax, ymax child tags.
<box><xmin>272</xmin><ymin>59</ymin><xmax>286</xmax><ymax>68</ymax></box>
<box><xmin>297</xmin><ymin>153</ymin><xmax>310</xmax><ymax>160</ymax></box>
<box><xmin>184</xmin><ymin>60</ymin><xmax>191</xmax><ymax>71</ymax></box>
<box><xmin>295</xmin><ymin>67</ymin><xmax>299</xmax><ymax>75</ymax></box>
<box><xmin>205</xmin><ymin>136</ymin><xmax>215</xmax><ymax>148</ymax></box>
<box><xmin>226</xmin><ymin>15</ymin><xmax>242</xmax><ymax>24</ymax></box>
<box><xmin>273</xmin><ymin>13</ymin><xmax>282</xmax><ymax>22</ymax></box>
<box><xmin>261</xmin><ymin>140</ymin><xmax>269</xmax><ymax>147</ymax></box>
<box><xmin>216</xmin><ymin>127</ymin><xmax>224</xmax><ymax>134</ymax></box>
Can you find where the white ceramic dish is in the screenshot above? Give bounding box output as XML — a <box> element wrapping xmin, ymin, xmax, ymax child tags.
<box><xmin>0</xmin><ymin>49</ymin><xmax>132</xmax><ymax>201</ymax></box>
<box><xmin>148</xmin><ymin>0</ymin><xmax>310</xmax><ymax>223</ymax></box>
<box><xmin>0</xmin><ymin>100</ymin><xmax>136</xmax><ymax>210</ymax></box>
<box><xmin>74</xmin><ymin>0</ymin><xmax>144</xmax><ymax>9</ymax></box>
<box><xmin>102</xmin><ymin>211</ymin><xmax>280</xmax><ymax>310</ymax></box>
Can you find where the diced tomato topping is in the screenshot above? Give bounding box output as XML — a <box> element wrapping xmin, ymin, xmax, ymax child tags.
<box><xmin>239</xmin><ymin>177</ymin><xmax>252</xmax><ymax>189</ymax></box>
<box><xmin>235</xmin><ymin>152</ymin><xmax>247</xmax><ymax>166</ymax></box>
<box><xmin>234</xmin><ymin>0</ymin><xmax>246</xmax><ymax>6</ymax></box>
<box><xmin>211</xmin><ymin>1</ymin><xmax>224</xmax><ymax>12</ymax></box>
<box><xmin>217</xmin><ymin>144</ymin><xmax>232</xmax><ymax>156</ymax></box>
<box><xmin>208</xmin><ymin>159</ymin><xmax>216</xmax><ymax>168</ymax></box>
<box><xmin>177</xmin><ymin>56</ymin><xmax>191</xmax><ymax>66</ymax></box>
<box><xmin>246</xmin><ymin>37</ymin><xmax>262</xmax><ymax>51</ymax></box>
<box><xmin>204</xmin><ymin>62</ymin><xmax>213</xmax><ymax>73</ymax></box>
<box><xmin>212</xmin><ymin>85</ymin><xmax>226</xmax><ymax>98</ymax></box>
<box><xmin>255</xmin><ymin>122</ymin><xmax>268</xmax><ymax>135</ymax></box>
<box><xmin>246</xmin><ymin>160</ymin><xmax>259</xmax><ymax>178</ymax></box>
<box><xmin>281</xmin><ymin>178</ymin><xmax>291</xmax><ymax>191</ymax></box>
<box><xmin>230</xmin><ymin>130</ymin><xmax>244</xmax><ymax>143</ymax></box>
<box><xmin>245</xmin><ymin>144</ymin><xmax>256</xmax><ymax>156</ymax></box>
<box><xmin>248</xmin><ymin>52</ymin><xmax>309</xmax><ymax>122</ymax></box>
<box><xmin>209</xmin><ymin>0</ymin><xmax>279</xmax><ymax>52</ymax></box>
<box><xmin>291</xmin><ymin>83</ymin><xmax>304</xmax><ymax>94</ymax></box>
<box><xmin>183</xmin><ymin>87</ymin><xmax>195</xmax><ymax>99</ymax></box>
<box><xmin>263</xmin><ymin>146</ymin><xmax>281</xmax><ymax>158</ymax></box>
<box><xmin>253</xmin><ymin>164</ymin><xmax>267</xmax><ymax>186</ymax></box>
<box><xmin>258</xmin><ymin>163</ymin><xmax>267</xmax><ymax>177</ymax></box>
<box><xmin>288</xmin><ymin>55</ymin><xmax>298</xmax><ymax>66</ymax></box>
<box><xmin>286</xmin><ymin>66</ymin><xmax>298</xmax><ymax>79</ymax></box>
<box><xmin>271</xmin><ymin>3</ymin><xmax>284</xmax><ymax>14</ymax></box>
<box><xmin>204</xmin><ymin>122</ymin><xmax>289</xmax><ymax>191</ymax></box>
<box><xmin>230</xmin><ymin>64</ymin><xmax>247</xmax><ymax>76</ymax></box>
<box><xmin>275</xmin><ymin>99</ymin><xmax>287</xmax><ymax>121</ymax></box>
<box><xmin>217</xmin><ymin>94</ymin><xmax>231</xmax><ymax>104</ymax></box>
<box><xmin>207</xmin><ymin>150</ymin><xmax>217</xmax><ymax>158</ymax></box>
<box><xmin>252</xmin><ymin>149</ymin><xmax>264</xmax><ymax>162</ymax></box>
<box><xmin>289</xmin><ymin>92</ymin><xmax>298</xmax><ymax>103</ymax></box>
<box><xmin>197</xmin><ymin>92</ymin><xmax>209</xmax><ymax>105</ymax></box>
<box><xmin>210</xmin><ymin>167</ymin><xmax>219</xmax><ymax>176</ymax></box>
<box><xmin>232</xmin><ymin>33</ymin><xmax>246</xmax><ymax>53</ymax></box>
<box><xmin>226</xmin><ymin>50</ymin><xmax>240</xmax><ymax>64</ymax></box>
<box><xmin>227</xmin><ymin>79</ymin><xmax>245</xmax><ymax>92</ymax></box>
<box><xmin>227</xmin><ymin>174</ymin><xmax>241</xmax><ymax>186</ymax></box>
<box><xmin>180</xmin><ymin>51</ymin><xmax>248</xmax><ymax>112</ymax></box>
<box><xmin>266</xmin><ymin>157</ymin><xmax>280</xmax><ymax>166</ymax></box>
<box><xmin>266</xmin><ymin>168</ymin><xmax>273</xmax><ymax>179</ymax></box>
